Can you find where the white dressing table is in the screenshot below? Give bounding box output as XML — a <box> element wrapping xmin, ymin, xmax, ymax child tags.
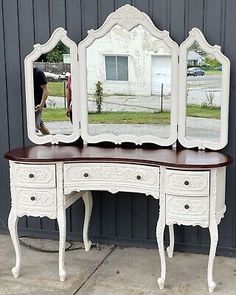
<box><xmin>5</xmin><ymin>4</ymin><xmax>232</xmax><ymax>293</ymax></box>
<box><xmin>5</xmin><ymin>145</ymin><xmax>232</xmax><ymax>292</ymax></box>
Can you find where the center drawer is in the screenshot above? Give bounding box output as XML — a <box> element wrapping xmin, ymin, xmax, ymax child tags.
<box><xmin>63</xmin><ymin>163</ymin><xmax>160</xmax><ymax>195</ymax></box>
<box><xmin>165</xmin><ymin>169</ymin><xmax>210</xmax><ymax>196</ymax></box>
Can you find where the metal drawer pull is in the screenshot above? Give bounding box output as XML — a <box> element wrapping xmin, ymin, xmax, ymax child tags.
<box><xmin>184</xmin><ymin>180</ymin><xmax>189</xmax><ymax>185</ymax></box>
<box><xmin>137</xmin><ymin>175</ymin><xmax>141</xmax><ymax>180</ymax></box>
<box><xmin>29</xmin><ymin>173</ymin><xmax>34</xmax><ymax>178</ymax></box>
<box><xmin>184</xmin><ymin>204</ymin><xmax>189</xmax><ymax>209</ymax></box>
<box><xmin>31</xmin><ymin>196</ymin><xmax>36</xmax><ymax>201</ymax></box>
<box><xmin>84</xmin><ymin>173</ymin><xmax>89</xmax><ymax>178</ymax></box>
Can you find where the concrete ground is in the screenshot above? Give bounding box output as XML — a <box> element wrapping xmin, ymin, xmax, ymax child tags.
<box><xmin>0</xmin><ymin>234</ymin><xmax>236</xmax><ymax>295</ymax></box>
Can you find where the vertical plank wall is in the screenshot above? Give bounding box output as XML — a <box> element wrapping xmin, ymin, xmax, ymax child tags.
<box><xmin>0</xmin><ymin>0</ymin><xmax>236</xmax><ymax>256</ymax></box>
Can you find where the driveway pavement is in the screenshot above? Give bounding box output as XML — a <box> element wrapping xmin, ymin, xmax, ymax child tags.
<box><xmin>0</xmin><ymin>234</ymin><xmax>236</xmax><ymax>295</ymax></box>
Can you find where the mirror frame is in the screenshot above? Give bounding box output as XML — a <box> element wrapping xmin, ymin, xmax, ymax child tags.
<box><xmin>24</xmin><ymin>27</ymin><xmax>80</xmax><ymax>144</ymax></box>
<box><xmin>78</xmin><ymin>4</ymin><xmax>179</xmax><ymax>146</ymax></box>
<box><xmin>178</xmin><ymin>28</ymin><xmax>230</xmax><ymax>150</ymax></box>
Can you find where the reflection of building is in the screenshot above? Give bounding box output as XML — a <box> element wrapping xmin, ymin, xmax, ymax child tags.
<box><xmin>87</xmin><ymin>25</ymin><xmax>171</xmax><ymax>96</ymax></box>
<box><xmin>187</xmin><ymin>50</ymin><xmax>204</xmax><ymax>66</ymax></box>
<box><xmin>63</xmin><ymin>54</ymin><xmax>71</xmax><ymax>64</ymax></box>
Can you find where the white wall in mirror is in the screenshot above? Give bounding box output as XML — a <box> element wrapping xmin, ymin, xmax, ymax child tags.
<box><xmin>24</xmin><ymin>27</ymin><xmax>80</xmax><ymax>144</ymax></box>
<box><xmin>78</xmin><ymin>4</ymin><xmax>179</xmax><ymax>146</ymax></box>
<box><xmin>178</xmin><ymin>28</ymin><xmax>230</xmax><ymax>150</ymax></box>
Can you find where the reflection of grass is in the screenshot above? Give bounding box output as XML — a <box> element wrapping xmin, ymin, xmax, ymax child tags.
<box><xmin>187</xmin><ymin>104</ymin><xmax>220</xmax><ymax>119</ymax></box>
<box><xmin>89</xmin><ymin>111</ymin><xmax>170</xmax><ymax>124</ymax></box>
<box><xmin>42</xmin><ymin>105</ymin><xmax>220</xmax><ymax>123</ymax></box>
<box><xmin>43</xmin><ymin>108</ymin><xmax>69</xmax><ymax>121</ymax></box>
<box><xmin>205</xmin><ymin>70</ymin><xmax>221</xmax><ymax>75</ymax></box>
<box><xmin>47</xmin><ymin>82</ymin><xmax>66</xmax><ymax>97</ymax></box>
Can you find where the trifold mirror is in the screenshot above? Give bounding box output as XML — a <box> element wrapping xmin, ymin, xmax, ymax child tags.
<box><xmin>24</xmin><ymin>5</ymin><xmax>230</xmax><ymax>150</ymax></box>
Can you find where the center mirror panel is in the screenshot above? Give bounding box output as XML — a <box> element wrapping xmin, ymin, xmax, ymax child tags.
<box><xmin>79</xmin><ymin>5</ymin><xmax>178</xmax><ymax>146</ymax></box>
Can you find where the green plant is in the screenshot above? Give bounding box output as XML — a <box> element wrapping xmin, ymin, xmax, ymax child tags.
<box><xmin>201</xmin><ymin>90</ymin><xmax>215</xmax><ymax>109</ymax></box>
<box><xmin>94</xmin><ymin>81</ymin><xmax>103</xmax><ymax>113</ymax></box>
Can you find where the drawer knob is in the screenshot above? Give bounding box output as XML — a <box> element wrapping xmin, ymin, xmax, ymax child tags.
<box><xmin>31</xmin><ymin>196</ymin><xmax>36</xmax><ymax>201</ymax></box>
<box><xmin>84</xmin><ymin>173</ymin><xmax>89</xmax><ymax>178</ymax></box>
<box><xmin>29</xmin><ymin>173</ymin><xmax>34</xmax><ymax>178</ymax></box>
<box><xmin>137</xmin><ymin>175</ymin><xmax>141</xmax><ymax>180</ymax></box>
<box><xmin>184</xmin><ymin>204</ymin><xmax>189</xmax><ymax>209</ymax></box>
<box><xmin>184</xmin><ymin>180</ymin><xmax>189</xmax><ymax>186</ymax></box>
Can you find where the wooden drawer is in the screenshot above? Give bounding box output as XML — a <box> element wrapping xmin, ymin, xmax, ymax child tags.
<box><xmin>166</xmin><ymin>194</ymin><xmax>209</xmax><ymax>227</ymax></box>
<box><xmin>14</xmin><ymin>163</ymin><xmax>56</xmax><ymax>188</ymax></box>
<box><xmin>16</xmin><ymin>187</ymin><xmax>57</xmax><ymax>219</ymax></box>
<box><xmin>165</xmin><ymin>169</ymin><xmax>210</xmax><ymax>196</ymax></box>
<box><xmin>63</xmin><ymin>163</ymin><xmax>160</xmax><ymax>197</ymax></box>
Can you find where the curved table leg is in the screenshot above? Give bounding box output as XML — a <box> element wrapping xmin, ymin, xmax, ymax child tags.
<box><xmin>156</xmin><ymin>217</ymin><xmax>166</xmax><ymax>289</ymax></box>
<box><xmin>208</xmin><ymin>219</ymin><xmax>218</xmax><ymax>293</ymax></box>
<box><xmin>57</xmin><ymin>207</ymin><xmax>66</xmax><ymax>281</ymax></box>
<box><xmin>8</xmin><ymin>209</ymin><xmax>21</xmax><ymax>278</ymax></box>
<box><xmin>167</xmin><ymin>224</ymin><xmax>174</xmax><ymax>258</ymax></box>
<box><xmin>82</xmin><ymin>191</ymin><xmax>93</xmax><ymax>251</ymax></box>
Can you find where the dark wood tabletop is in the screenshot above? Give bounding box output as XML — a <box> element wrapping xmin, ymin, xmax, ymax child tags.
<box><xmin>4</xmin><ymin>145</ymin><xmax>233</xmax><ymax>168</ymax></box>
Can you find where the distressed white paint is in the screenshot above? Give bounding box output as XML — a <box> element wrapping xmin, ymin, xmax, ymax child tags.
<box><xmin>86</xmin><ymin>25</ymin><xmax>172</xmax><ymax>96</ymax></box>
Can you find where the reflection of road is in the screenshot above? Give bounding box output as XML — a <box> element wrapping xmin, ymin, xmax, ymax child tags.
<box><xmin>46</xmin><ymin>117</ymin><xmax>220</xmax><ymax>141</ymax></box>
<box><xmin>47</xmin><ymin>74</ymin><xmax>221</xmax><ymax>139</ymax></box>
<box><xmin>187</xmin><ymin>74</ymin><xmax>221</xmax><ymax>106</ymax></box>
<box><xmin>46</xmin><ymin>121</ymin><xmax>73</xmax><ymax>135</ymax></box>
<box><xmin>88</xmin><ymin>95</ymin><xmax>171</xmax><ymax>112</ymax></box>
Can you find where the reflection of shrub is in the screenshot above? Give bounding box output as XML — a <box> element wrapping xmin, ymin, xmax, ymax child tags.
<box><xmin>95</xmin><ymin>81</ymin><xmax>103</xmax><ymax>113</ymax></box>
<box><xmin>201</xmin><ymin>90</ymin><xmax>215</xmax><ymax>109</ymax></box>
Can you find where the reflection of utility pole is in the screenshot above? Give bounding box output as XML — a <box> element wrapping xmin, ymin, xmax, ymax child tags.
<box><xmin>160</xmin><ymin>83</ymin><xmax>163</xmax><ymax>112</ymax></box>
<box><xmin>64</xmin><ymin>81</ymin><xmax>66</xmax><ymax>109</ymax></box>
<box><xmin>63</xmin><ymin>63</ymin><xmax>66</xmax><ymax>109</ymax></box>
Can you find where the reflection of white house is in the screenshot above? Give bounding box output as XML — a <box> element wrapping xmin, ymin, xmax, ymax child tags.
<box><xmin>87</xmin><ymin>25</ymin><xmax>172</xmax><ymax>96</ymax></box>
<box><xmin>62</xmin><ymin>54</ymin><xmax>71</xmax><ymax>64</ymax></box>
<box><xmin>187</xmin><ymin>50</ymin><xmax>204</xmax><ymax>66</ymax></box>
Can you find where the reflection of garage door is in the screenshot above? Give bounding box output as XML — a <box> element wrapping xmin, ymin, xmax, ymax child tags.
<box><xmin>151</xmin><ymin>56</ymin><xmax>171</xmax><ymax>95</ymax></box>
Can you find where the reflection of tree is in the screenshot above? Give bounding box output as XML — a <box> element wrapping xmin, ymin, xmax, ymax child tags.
<box><xmin>37</xmin><ymin>41</ymin><xmax>69</xmax><ymax>62</ymax></box>
<box><xmin>190</xmin><ymin>41</ymin><xmax>206</xmax><ymax>57</ymax></box>
<box><xmin>204</xmin><ymin>56</ymin><xmax>221</xmax><ymax>67</ymax></box>
<box><xmin>189</xmin><ymin>41</ymin><xmax>221</xmax><ymax>67</ymax></box>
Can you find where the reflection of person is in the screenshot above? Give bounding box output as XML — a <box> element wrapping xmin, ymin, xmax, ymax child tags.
<box><xmin>66</xmin><ymin>74</ymin><xmax>72</xmax><ymax>122</ymax></box>
<box><xmin>33</xmin><ymin>67</ymin><xmax>50</xmax><ymax>134</ymax></box>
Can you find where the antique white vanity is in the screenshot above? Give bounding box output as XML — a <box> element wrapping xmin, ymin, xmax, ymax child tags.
<box><xmin>4</xmin><ymin>5</ymin><xmax>232</xmax><ymax>293</ymax></box>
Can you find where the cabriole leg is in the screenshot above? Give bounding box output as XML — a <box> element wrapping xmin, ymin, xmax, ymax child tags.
<box><xmin>156</xmin><ymin>218</ymin><xmax>166</xmax><ymax>289</ymax></box>
<box><xmin>8</xmin><ymin>209</ymin><xmax>21</xmax><ymax>278</ymax></box>
<box><xmin>167</xmin><ymin>224</ymin><xmax>174</xmax><ymax>258</ymax></box>
<box><xmin>208</xmin><ymin>220</ymin><xmax>218</xmax><ymax>293</ymax></box>
<box><xmin>57</xmin><ymin>207</ymin><xmax>66</xmax><ymax>281</ymax></box>
<box><xmin>82</xmin><ymin>191</ymin><xmax>93</xmax><ymax>251</ymax></box>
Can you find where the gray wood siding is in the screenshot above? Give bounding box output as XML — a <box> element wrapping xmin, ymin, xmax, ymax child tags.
<box><xmin>1</xmin><ymin>0</ymin><xmax>236</xmax><ymax>255</ymax></box>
